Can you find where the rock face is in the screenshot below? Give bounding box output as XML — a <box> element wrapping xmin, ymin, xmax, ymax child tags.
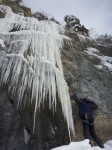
<box><xmin>33</xmin><ymin>11</ymin><xmax>48</xmax><ymax>21</ymax></box>
<box><xmin>0</xmin><ymin>0</ymin><xmax>3</xmax><ymax>4</ymax></box>
<box><xmin>1</xmin><ymin>0</ymin><xmax>32</xmax><ymax>16</ymax></box>
<box><xmin>0</xmin><ymin>88</ymin><xmax>28</xmax><ymax>150</ymax></box>
<box><xmin>0</xmin><ymin>2</ymin><xmax>112</xmax><ymax>150</ymax></box>
<box><xmin>62</xmin><ymin>31</ymin><xmax>112</xmax><ymax>142</ymax></box>
<box><xmin>0</xmin><ymin>88</ymin><xmax>70</xmax><ymax>150</ymax></box>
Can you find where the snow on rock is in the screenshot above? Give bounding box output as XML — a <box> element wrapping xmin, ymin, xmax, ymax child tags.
<box><xmin>86</xmin><ymin>47</ymin><xmax>99</xmax><ymax>53</ymax></box>
<box><xmin>84</xmin><ymin>47</ymin><xmax>112</xmax><ymax>72</ymax></box>
<box><xmin>77</xmin><ymin>34</ymin><xmax>86</xmax><ymax>42</ymax></box>
<box><xmin>77</xmin><ymin>33</ymin><xmax>91</xmax><ymax>42</ymax></box>
<box><xmin>64</xmin><ymin>15</ymin><xmax>89</xmax><ymax>37</ymax></box>
<box><xmin>52</xmin><ymin>139</ymin><xmax>112</xmax><ymax>150</ymax></box>
<box><xmin>64</xmin><ymin>15</ymin><xmax>81</xmax><ymax>33</ymax></box>
<box><xmin>0</xmin><ymin>5</ymin><xmax>74</xmax><ymax>136</ymax></box>
<box><xmin>94</xmin><ymin>65</ymin><xmax>103</xmax><ymax>70</ymax></box>
<box><xmin>0</xmin><ymin>39</ymin><xmax>5</xmax><ymax>47</ymax></box>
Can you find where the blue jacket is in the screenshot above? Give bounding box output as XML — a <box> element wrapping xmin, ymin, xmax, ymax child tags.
<box><xmin>71</xmin><ymin>93</ymin><xmax>98</xmax><ymax>117</ymax></box>
<box><xmin>78</xmin><ymin>98</ymin><xmax>98</xmax><ymax>117</ymax></box>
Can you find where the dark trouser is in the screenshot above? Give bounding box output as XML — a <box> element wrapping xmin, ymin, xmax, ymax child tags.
<box><xmin>81</xmin><ymin>114</ymin><xmax>103</xmax><ymax>147</ymax></box>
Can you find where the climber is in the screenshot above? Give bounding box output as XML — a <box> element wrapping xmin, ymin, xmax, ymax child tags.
<box><xmin>70</xmin><ymin>92</ymin><xmax>104</xmax><ymax>148</ymax></box>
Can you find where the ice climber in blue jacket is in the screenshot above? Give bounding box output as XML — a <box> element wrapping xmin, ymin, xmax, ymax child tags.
<box><xmin>70</xmin><ymin>92</ymin><xmax>104</xmax><ymax>148</ymax></box>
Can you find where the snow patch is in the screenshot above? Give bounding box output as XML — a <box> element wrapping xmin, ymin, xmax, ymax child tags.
<box><xmin>84</xmin><ymin>47</ymin><xmax>112</xmax><ymax>72</ymax></box>
<box><xmin>0</xmin><ymin>39</ymin><xmax>5</xmax><ymax>47</ymax></box>
<box><xmin>77</xmin><ymin>34</ymin><xmax>86</xmax><ymax>42</ymax></box>
<box><xmin>77</xmin><ymin>34</ymin><xmax>91</xmax><ymax>42</ymax></box>
<box><xmin>87</xmin><ymin>47</ymin><xmax>99</xmax><ymax>53</ymax></box>
<box><xmin>94</xmin><ymin>65</ymin><xmax>103</xmax><ymax>70</ymax></box>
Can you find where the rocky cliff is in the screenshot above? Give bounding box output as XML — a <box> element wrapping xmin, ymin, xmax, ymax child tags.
<box><xmin>0</xmin><ymin>1</ymin><xmax>112</xmax><ymax>150</ymax></box>
<box><xmin>62</xmin><ymin>31</ymin><xmax>112</xmax><ymax>142</ymax></box>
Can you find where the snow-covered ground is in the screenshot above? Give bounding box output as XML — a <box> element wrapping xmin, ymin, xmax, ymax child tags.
<box><xmin>52</xmin><ymin>139</ymin><xmax>112</xmax><ymax>150</ymax></box>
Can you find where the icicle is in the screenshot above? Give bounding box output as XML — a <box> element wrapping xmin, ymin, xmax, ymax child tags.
<box><xmin>0</xmin><ymin>5</ymin><xmax>75</xmax><ymax>136</ymax></box>
<box><xmin>0</xmin><ymin>5</ymin><xmax>64</xmax><ymax>34</ymax></box>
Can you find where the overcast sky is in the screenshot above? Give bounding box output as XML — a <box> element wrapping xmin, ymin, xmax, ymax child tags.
<box><xmin>23</xmin><ymin>0</ymin><xmax>112</xmax><ymax>35</ymax></box>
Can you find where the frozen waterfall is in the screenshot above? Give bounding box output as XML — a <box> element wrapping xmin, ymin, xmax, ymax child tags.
<box><xmin>0</xmin><ymin>5</ymin><xmax>75</xmax><ymax>137</ymax></box>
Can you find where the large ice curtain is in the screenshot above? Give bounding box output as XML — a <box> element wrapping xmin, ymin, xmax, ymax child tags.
<box><xmin>0</xmin><ymin>5</ymin><xmax>75</xmax><ymax>137</ymax></box>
